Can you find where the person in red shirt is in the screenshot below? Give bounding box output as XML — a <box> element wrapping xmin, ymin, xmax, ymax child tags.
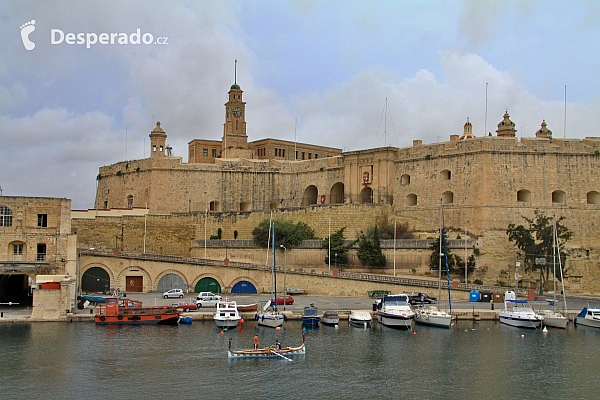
<box><xmin>253</xmin><ymin>333</ymin><xmax>260</xmax><ymax>350</ymax></box>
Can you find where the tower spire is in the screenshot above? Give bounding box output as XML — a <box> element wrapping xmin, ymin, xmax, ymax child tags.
<box><xmin>234</xmin><ymin>59</ymin><xmax>237</xmax><ymax>85</ymax></box>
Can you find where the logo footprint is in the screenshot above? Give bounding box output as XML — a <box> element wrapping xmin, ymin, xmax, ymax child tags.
<box><xmin>20</xmin><ymin>20</ymin><xmax>36</xmax><ymax>51</ymax></box>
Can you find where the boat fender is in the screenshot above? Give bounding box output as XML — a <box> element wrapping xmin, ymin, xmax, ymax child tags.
<box><xmin>283</xmin><ymin>314</ymin><xmax>287</xmax><ymax>321</ymax></box>
<box><xmin>254</xmin><ymin>314</ymin><xmax>259</xmax><ymax>321</ymax></box>
<box><xmin>99</xmin><ymin>316</ymin><xmax>106</xmax><ymax>321</ymax></box>
<box><xmin>117</xmin><ymin>315</ymin><xmax>123</xmax><ymax>320</ymax></box>
<box><xmin>261</xmin><ymin>316</ymin><xmax>264</xmax><ymax>321</ymax></box>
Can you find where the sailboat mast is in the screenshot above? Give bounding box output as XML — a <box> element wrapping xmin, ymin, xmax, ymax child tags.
<box><xmin>553</xmin><ymin>215</ymin><xmax>557</xmax><ymax>309</ymax></box>
<box><xmin>441</xmin><ymin>202</ymin><xmax>452</xmax><ymax>313</ymax></box>
<box><xmin>438</xmin><ymin>200</ymin><xmax>442</xmax><ymax>304</ymax></box>
<box><xmin>273</xmin><ymin>223</ymin><xmax>277</xmax><ymax>311</ymax></box>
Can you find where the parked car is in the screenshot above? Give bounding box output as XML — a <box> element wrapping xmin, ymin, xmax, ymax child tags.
<box><xmin>193</xmin><ymin>295</ymin><xmax>221</xmax><ymax>307</ymax></box>
<box><xmin>163</xmin><ymin>289</ymin><xmax>184</xmax><ymax>299</ymax></box>
<box><xmin>196</xmin><ymin>292</ymin><xmax>222</xmax><ymax>301</ymax></box>
<box><xmin>271</xmin><ymin>295</ymin><xmax>294</xmax><ymax>305</ymax></box>
<box><xmin>406</xmin><ymin>292</ymin><xmax>437</xmax><ymax>305</ymax></box>
<box><xmin>170</xmin><ymin>301</ymin><xmax>197</xmax><ymax>312</ymax></box>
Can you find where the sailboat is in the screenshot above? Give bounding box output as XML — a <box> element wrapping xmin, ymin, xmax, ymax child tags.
<box><xmin>536</xmin><ymin>215</ymin><xmax>568</xmax><ymax>329</ymax></box>
<box><xmin>255</xmin><ymin>223</ymin><xmax>285</xmax><ymax>328</ymax></box>
<box><xmin>415</xmin><ymin>200</ymin><xmax>452</xmax><ymax>328</ymax></box>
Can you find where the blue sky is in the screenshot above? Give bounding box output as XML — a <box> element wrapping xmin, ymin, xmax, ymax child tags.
<box><xmin>1</xmin><ymin>0</ymin><xmax>599</xmax><ymax>209</ymax></box>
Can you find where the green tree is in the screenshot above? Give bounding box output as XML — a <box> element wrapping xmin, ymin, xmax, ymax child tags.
<box><xmin>429</xmin><ymin>233</ymin><xmax>456</xmax><ymax>275</ymax></box>
<box><xmin>322</xmin><ymin>227</ymin><xmax>357</xmax><ymax>266</ymax></box>
<box><xmin>506</xmin><ymin>210</ymin><xmax>572</xmax><ymax>291</ymax></box>
<box><xmin>374</xmin><ymin>215</ymin><xmax>415</xmax><ymax>239</ymax></box>
<box><xmin>252</xmin><ymin>219</ymin><xmax>316</xmax><ymax>248</ymax></box>
<box><xmin>357</xmin><ymin>225</ymin><xmax>387</xmax><ymax>268</ymax></box>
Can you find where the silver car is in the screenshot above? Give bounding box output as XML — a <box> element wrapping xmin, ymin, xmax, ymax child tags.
<box><xmin>162</xmin><ymin>289</ymin><xmax>184</xmax><ymax>299</ymax></box>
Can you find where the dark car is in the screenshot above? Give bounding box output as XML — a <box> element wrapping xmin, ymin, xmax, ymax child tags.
<box><xmin>406</xmin><ymin>292</ymin><xmax>437</xmax><ymax>305</ymax></box>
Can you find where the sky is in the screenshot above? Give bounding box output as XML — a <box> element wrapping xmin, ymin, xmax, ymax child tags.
<box><xmin>1</xmin><ymin>0</ymin><xmax>599</xmax><ymax>210</ymax></box>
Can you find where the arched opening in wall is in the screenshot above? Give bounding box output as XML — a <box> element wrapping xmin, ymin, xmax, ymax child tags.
<box><xmin>441</xmin><ymin>170</ymin><xmax>451</xmax><ymax>181</ymax></box>
<box><xmin>269</xmin><ymin>202</ymin><xmax>279</xmax><ymax>210</ymax></box>
<box><xmin>442</xmin><ymin>191</ymin><xmax>454</xmax><ymax>204</ymax></box>
<box><xmin>552</xmin><ymin>190</ymin><xmax>566</xmax><ymax>204</ymax></box>
<box><xmin>406</xmin><ymin>194</ymin><xmax>417</xmax><ymax>206</ymax></box>
<box><xmin>517</xmin><ymin>189</ymin><xmax>531</xmax><ymax>203</ymax></box>
<box><xmin>157</xmin><ymin>273</ymin><xmax>185</xmax><ymax>293</ymax></box>
<box><xmin>82</xmin><ymin>267</ymin><xmax>110</xmax><ymax>293</ymax></box>
<box><xmin>240</xmin><ymin>201</ymin><xmax>251</xmax><ymax>211</ymax></box>
<box><xmin>360</xmin><ymin>187</ymin><xmax>373</xmax><ymax>203</ymax></box>
<box><xmin>330</xmin><ymin>182</ymin><xmax>344</xmax><ymax>204</ymax></box>
<box><xmin>195</xmin><ymin>277</ymin><xmax>221</xmax><ymax>293</ymax></box>
<box><xmin>231</xmin><ymin>281</ymin><xmax>258</xmax><ymax>294</ymax></box>
<box><xmin>587</xmin><ymin>191</ymin><xmax>600</xmax><ymax>205</ymax></box>
<box><xmin>401</xmin><ymin>174</ymin><xmax>411</xmax><ymax>185</ymax></box>
<box><xmin>103</xmin><ymin>201</ymin><xmax>108</xmax><ymax>209</ymax></box>
<box><xmin>210</xmin><ymin>201</ymin><xmax>221</xmax><ymax>211</ymax></box>
<box><xmin>126</xmin><ymin>195</ymin><xmax>133</xmax><ymax>209</ymax></box>
<box><xmin>302</xmin><ymin>185</ymin><xmax>318</xmax><ymax>206</ymax></box>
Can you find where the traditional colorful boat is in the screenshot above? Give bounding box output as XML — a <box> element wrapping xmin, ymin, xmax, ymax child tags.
<box><xmin>95</xmin><ymin>297</ymin><xmax>179</xmax><ymax>325</ymax></box>
<box><xmin>237</xmin><ymin>303</ymin><xmax>258</xmax><ymax>312</ymax></box>
<box><xmin>228</xmin><ymin>332</ymin><xmax>305</xmax><ymax>359</ymax></box>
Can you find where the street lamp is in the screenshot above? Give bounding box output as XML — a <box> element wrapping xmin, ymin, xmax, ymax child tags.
<box><xmin>335</xmin><ymin>253</ymin><xmax>338</xmax><ymax>270</ymax></box>
<box><xmin>280</xmin><ymin>244</ymin><xmax>287</xmax><ymax>309</ymax></box>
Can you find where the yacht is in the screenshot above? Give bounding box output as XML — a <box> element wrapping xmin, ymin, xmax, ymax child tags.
<box><xmin>349</xmin><ymin>311</ymin><xmax>372</xmax><ymax>328</ymax></box>
<box><xmin>375</xmin><ymin>294</ymin><xmax>415</xmax><ymax>329</ymax></box>
<box><xmin>214</xmin><ymin>300</ymin><xmax>241</xmax><ymax>328</ymax></box>
<box><xmin>574</xmin><ymin>307</ymin><xmax>600</xmax><ymax>329</ymax></box>
<box><xmin>499</xmin><ymin>291</ymin><xmax>543</xmax><ymax>329</ymax></box>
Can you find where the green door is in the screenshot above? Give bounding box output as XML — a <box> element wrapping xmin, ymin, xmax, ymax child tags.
<box><xmin>194</xmin><ymin>277</ymin><xmax>221</xmax><ymax>293</ymax></box>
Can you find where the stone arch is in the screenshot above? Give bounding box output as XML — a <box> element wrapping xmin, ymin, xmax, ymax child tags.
<box><xmin>8</xmin><ymin>240</ymin><xmax>27</xmax><ymax>260</ymax></box>
<box><xmin>401</xmin><ymin>174</ymin><xmax>410</xmax><ymax>185</ymax></box>
<box><xmin>552</xmin><ymin>190</ymin><xmax>566</xmax><ymax>204</ymax></box>
<box><xmin>442</xmin><ymin>191</ymin><xmax>454</xmax><ymax>204</ymax></box>
<box><xmin>155</xmin><ymin>269</ymin><xmax>188</xmax><ymax>292</ymax></box>
<box><xmin>193</xmin><ymin>273</ymin><xmax>225</xmax><ymax>293</ymax></box>
<box><xmin>360</xmin><ymin>187</ymin><xmax>373</xmax><ymax>203</ymax></box>
<box><xmin>517</xmin><ymin>189</ymin><xmax>531</xmax><ymax>203</ymax></box>
<box><xmin>81</xmin><ymin>263</ymin><xmax>116</xmax><ymax>293</ymax></box>
<box><xmin>240</xmin><ymin>201</ymin><xmax>251</xmax><ymax>211</ymax></box>
<box><xmin>329</xmin><ymin>182</ymin><xmax>344</xmax><ymax>204</ymax></box>
<box><xmin>406</xmin><ymin>193</ymin><xmax>417</xmax><ymax>206</ymax></box>
<box><xmin>440</xmin><ymin>170</ymin><xmax>451</xmax><ymax>181</ymax></box>
<box><xmin>116</xmin><ymin>266</ymin><xmax>152</xmax><ymax>292</ymax></box>
<box><xmin>302</xmin><ymin>185</ymin><xmax>318</xmax><ymax>206</ymax></box>
<box><xmin>210</xmin><ymin>200</ymin><xmax>221</xmax><ymax>211</ymax></box>
<box><xmin>587</xmin><ymin>191</ymin><xmax>600</xmax><ymax>205</ymax></box>
<box><xmin>229</xmin><ymin>276</ymin><xmax>260</xmax><ymax>294</ymax></box>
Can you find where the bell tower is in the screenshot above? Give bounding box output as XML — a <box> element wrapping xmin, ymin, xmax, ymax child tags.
<box><xmin>149</xmin><ymin>121</ymin><xmax>167</xmax><ymax>158</ymax></box>
<box><xmin>222</xmin><ymin>61</ymin><xmax>248</xmax><ymax>157</ymax></box>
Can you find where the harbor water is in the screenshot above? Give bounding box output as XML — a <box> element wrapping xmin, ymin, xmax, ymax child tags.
<box><xmin>0</xmin><ymin>319</ymin><xmax>598</xmax><ymax>399</ymax></box>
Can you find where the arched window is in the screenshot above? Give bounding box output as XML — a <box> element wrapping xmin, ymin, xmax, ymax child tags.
<box><xmin>517</xmin><ymin>189</ymin><xmax>531</xmax><ymax>203</ymax></box>
<box><xmin>406</xmin><ymin>194</ymin><xmax>417</xmax><ymax>206</ymax></box>
<box><xmin>0</xmin><ymin>205</ymin><xmax>13</xmax><ymax>227</ymax></box>
<box><xmin>126</xmin><ymin>195</ymin><xmax>133</xmax><ymax>209</ymax></box>
<box><xmin>442</xmin><ymin>191</ymin><xmax>454</xmax><ymax>204</ymax></box>
<box><xmin>587</xmin><ymin>191</ymin><xmax>600</xmax><ymax>205</ymax></box>
<box><xmin>401</xmin><ymin>174</ymin><xmax>411</xmax><ymax>185</ymax></box>
<box><xmin>441</xmin><ymin>170</ymin><xmax>451</xmax><ymax>181</ymax></box>
<box><xmin>330</xmin><ymin>182</ymin><xmax>344</xmax><ymax>204</ymax></box>
<box><xmin>360</xmin><ymin>187</ymin><xmax>373</xmax><ymax>203</ymax></box>
<box><xmin>552</xmin><ymin>190</ymin><xmax>566</xmax><ymax>204</ymax></box>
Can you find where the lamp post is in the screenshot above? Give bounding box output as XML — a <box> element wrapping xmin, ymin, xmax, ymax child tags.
<box><xmin>335</xmin><ymin>253</ymin><xmax>337</xmax><ymax>270</ymax></box>
<box><xmin>280</xmin><ymin>244</ymin><xmax>287</xmax><ymax>309</ymax></box>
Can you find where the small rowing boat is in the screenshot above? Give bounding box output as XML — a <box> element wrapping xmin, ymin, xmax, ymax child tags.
<box><xmin>228</xmin><ymin>332</ymin><xmax>305</xmax><ymax>359</ymax></box>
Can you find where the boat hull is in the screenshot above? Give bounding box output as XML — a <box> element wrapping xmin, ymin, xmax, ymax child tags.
<box><xmin>538</xmin><ymin>311</ymin><xmax>568</xmax><ymax>329</ymax></box>
<box><xmin>256</xmin><ymin>312</ymin><xmax>284</xmax><ymax>328</ymax></box>
<box><xmin>499</xmin><ymin>314</ymin><xmax>543</xmax><ymax>329</ymax></box>
<box><xmin>95</xmin><ymin>314</ymin><xmax>179</xmax><ymax>325</ymax></box>
<box><xmin>377</xmin><ymin>312</ymin><xmax>414</xmax><ymax>329</ymax></box>
<box><xmin>321</xmin><ymin>316</ymin><xmax>340</xmax><ymax>326</ymax></box>
<box><xmin>228</xmin><ymin>347</ymin><xmax>305</xmax><ymax>359</ymax></box>
<box><xmin>575</xmin><ymin>317</ymin><xmax>600</xmax><ymax>329</ymax></box>
<box><xmin>414</xmin><ymin>311</ymin><xmax>452</xmax><ymax>328</ymax></box>
<box><xmin>302</xmin><ymin>317</ymin><xmax>321</xmax><ymax>325</ymax></box>
<box><xmin>214</xmin><ymin>318</ymin><xmax>241</xmax><ymax>328</ymax></box>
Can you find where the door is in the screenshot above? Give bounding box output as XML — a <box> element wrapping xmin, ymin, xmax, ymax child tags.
<box><xmin>126</xmin><ymin>276</ymin><xmax>143</xmax><ymax>292</ymax></box>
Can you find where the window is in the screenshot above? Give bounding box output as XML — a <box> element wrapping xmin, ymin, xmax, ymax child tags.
<box><xmin>37</xmin><ymin>243</ymin><xmax>46</xmax><ymax>261</ymax></box>
<box><xmin>295</xmin><ymin>151</ymin><xmax>298</xmax><ymax>160</ymax></box>
<box><xmin>37</xmin><ymin>214</ymin><xmax>48</xmax><ymax>227</ymax></box>
<box><xmin>275</xmin><ymin>149</ymin><xmax>278</xmax><ymax>157</ymax></box>
<box><xmin>13</xmin><ymin>243</ymin><xmax>23</xmax><ymax>259</ymax></box>
<box><xmin>1</xmin><ymin>205</ymin><xmax>13</xmax><ymax>227</ymax></box>
<box><xmin>212</xmin><ymin>149</ymin><xmax>217</xmax><ymax>157</ymax></box>
<box><xmin>441</xmin><ymin>170</ymin><xmax>451</xmax><ymax>181</ymax></box>
<box><xmin>103</xmin><ymin>201</ymin><xmax>108</xmax><ymax>209</ymax></box>
<box><xmin>302</xmin><ymin>152</ymin><xmax>305</xmax><ymax>160</ymax></box>
<box><xmin>203</xmin><ymin>149</ymin><xmax>208</xmax><ymax>157</ymax></box>
<box><xmin>308</xmin><ymin>153</ymin><xmax>312</xmax><ymax>159</ymax></box>
<box><xmin>127</xmin><ymin>195</ymin><xmax>133</xmax><ymax>209</ymax></box>
<box><xmin>314</xmin><ymin>154</ymin><xmax>318</xmax><ymax>159</ymax></box>
<box><xmin>282</xmin><ymin>149</ymin><xmax>285</xmax><ymax>157</ymax></box>
<box><xmin>401</xmin><ymin>174</ymin><xmax>411</xmax><ymax>185</ymax></box>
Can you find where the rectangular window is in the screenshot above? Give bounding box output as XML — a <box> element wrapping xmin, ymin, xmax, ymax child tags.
<box><xmin>315</xmin><ymin>154</ymin><xmax>318</xmax><ymax>159</ymax></box>
<box><xmin>282</xmin><ymin>149</ymin><xmax>285</xmax><ymax>157</ymax></box>
<box><xmin>302</xmin><ymin>152</ymin><xmax>305</xmax><ymax>160</ymax></box>
<box><xmin>308</xmin><ymin>153</ymin><xmax>312</xmax><ymax>159</ymax></box>
<box><xmin>212</xmin><ymin>149</ymin><xmax>217</xmax><ymax>157</ymax></box>
<box><xmin>274</xmin><ymin>149</ymin><xmax>277</xmax><ymax>157</ymax></box>
<box><xmin>295</xmin><ymin>151</ymin><xmax>298</xmax><ymax>160</ymax></box>
<box><xmin>203</xmin><ymin>149</ymin><xmax>208</xmax><ymax>157</ymax></box>
<box><xmin>13</xmin><ymin>244</ymin><xmax>23</xmax><ymax>256</ymax></box>
<box><xmin>37</xmin><ymin>244</ymin><xmax>46</xmax><ymax>261</ymax></box>
<box><xmin>38</xmin><ymin>214</ymin><xmax>48</xmax><ymax>227</ymax></box>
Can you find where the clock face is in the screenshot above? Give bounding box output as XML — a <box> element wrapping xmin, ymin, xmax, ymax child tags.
<box><xmin>233</xmin><ymin>107</ymin><xmax>242</xmax><ymax>117</ymax></box>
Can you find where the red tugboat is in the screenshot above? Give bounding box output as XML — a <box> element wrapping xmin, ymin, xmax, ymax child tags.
<box><xmin>95</xmin><ymin>297</ymin><xmax>179</xmax><ymax>325</ymax></box>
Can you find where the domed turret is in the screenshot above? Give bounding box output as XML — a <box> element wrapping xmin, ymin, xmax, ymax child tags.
<box><xmin>496</xmin><ymin>110</ymin><xmax>517</xmax><ymax>137</ymax></box>
<box><xmin>535</xmin><ymin>120</ymin><xmax>552</xmax><ymax>139</ymax></box>
<box><xmin>459</xmin><ymin>117</ymin><xmax>476</xmax><ymax>140</ymax></box>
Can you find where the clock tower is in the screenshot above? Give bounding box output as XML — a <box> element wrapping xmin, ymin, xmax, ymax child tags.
<box><xmin>222</xmin><ymin>82</ymin><xmax>248</xmax><ymax>156</ymax></box>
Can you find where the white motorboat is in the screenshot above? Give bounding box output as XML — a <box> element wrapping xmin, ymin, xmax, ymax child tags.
<box><xmin>574</xmin><ymin>307</ymin><xmax>600</xmax><ymax>329</ymax></box>
<box><xmin>214</xmin><ymin>300</ymin><xmax>241</xmax><ymax>328</ymax></box>
<box><xmin>376</xmin><ymin>294</ymin><xmax>415</xmax><ymax>329</ymax></box>
<box><xmin>255</xmin><ymin>300</ymin><xmax>284</xmax><ymax>328</ymax></box>
<box><xmin>414</xmin><ymin>306</ymin><xmax>452</xmax><ymax>328</ymax></box>
<box><xmin>349</xmin><ymin>311</ymin><xmax>372</xmax><ymax>328</ymax></box>
<box><xmin>320</xmin><ymin>310</ymin><xmax>339</xmax><ymax>326</ymax></box>
<box><xmin>499</xmin><ymin>291</ymin><xmax>543</xmax><ymax>329</ymax></box>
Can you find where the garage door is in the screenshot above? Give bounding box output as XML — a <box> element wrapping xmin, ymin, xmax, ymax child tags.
<box><xmin>126</xmin><ymin>276</ymin><xmax>143</xmax><ymax>292</ymax></box>
<box><xmin>231</xmin><ymin>281</ymin><xmax>257</xmax><ymax>294</ymax></box>
<box><xmin>157</xmin><ymin>274</ymin><xmax>184</xmax><ymax>292</ymax></box>
<box><xmin>194</xmin><ymin>277</ymin><xmax>221</xmax><ymax>293</ymax></box>
<box><xmin>82</xmin><ymin>267</ymin><xmax>110</xmax><ymax>293</ymax></box>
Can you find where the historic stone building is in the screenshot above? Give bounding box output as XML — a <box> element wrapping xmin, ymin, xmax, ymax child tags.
<box><xmin>90</xmin><ymin>83</ymin><xmax>600</xmax><ymax>292</ymax></box>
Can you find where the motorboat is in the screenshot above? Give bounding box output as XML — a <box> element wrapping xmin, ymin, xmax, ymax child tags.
<box><xmin>255</xmin><ymin>300</ymin><xmax>284</xmax><ymax>328</ymax></box>
<box><xmin>228</xmin><ymin>332</ymin><xmax>305</xmax><ymax>360</ymax></box>
<box><xmin>349</xmin><ymin>311</ymin><xmax>372</xmax><ymax>328</ymax></box>
<box><xmin>320</xmin><ymin>310</ymin><xmax>340</xmax><ymax>326</ymax></box>
<box><xmin>499</xmin><ymin>291</ymin><xmax>543</xmax><ymax>329</ymax></box>
<box><xmin>574</xmin><ymin>307</ymin><xmax>600</xmax><ymax>329</ymax></box>
<box><xmin>214</xmin><ymin>300</ymin><xmax>242</xmax><ymax>328</ymax></box>
<box><xmin>414</xmin><ymin>306</ymin><xmax>452</xmax><ymax>328</ymax></box>
<box><xmin>95</xmin><ymin>297</ymin><xmax>179</xmax><ymax>325</ymax></box>
<box><xmin>302</xmin><ymin>304</ymin><xmax>321</xmax><ymax>325</ymax></box>
<box><xmin>375</xmin><ymin>294</ymin><xmax>415</xmax><ymax>329</ymax></box>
